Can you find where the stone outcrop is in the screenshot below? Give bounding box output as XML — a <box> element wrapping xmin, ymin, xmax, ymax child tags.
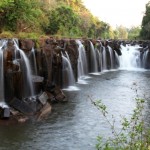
<box><xmin>0</xmin><ymin>38</ymin><xmax>150</xmax><ymax>124</ymax></box>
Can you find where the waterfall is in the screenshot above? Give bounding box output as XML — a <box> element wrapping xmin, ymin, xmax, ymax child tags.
<box><xmin>0</xmin><ymin>46</ymin><xmax>4</xmax><ymax>102</ymax></box>
<box><xmin>119</xmin><ymin>44</ymin><xmax>141</xmax><ymax>70</ymax></box>
<box><xmin>76</xmin><ymin>40</ymin><xmax>88</xmax><ymax>79</ymax></box>
<box><xmin>96</xmin><ymin>50</ymin><xmax>102</xmax><ymax>72</ymax></box>
<box><xmin>142</xmin><ymin>50</ymin><xmax>148</xmax><ymax>68</ymax></box>
<box><xmin>31</xmin><ymin>47</ymin><xmax>38</xmax><ymax>75</ymax></box>
<box><xmin>114</xmin><ymin>50</ymin><xmax>120</xmax><ymax>68</ymax></box>
<box><xmin>65</xmin><ymin>51</ymin><xmax>71</xmax><ymax>63</ymax></box>
<box><xmin>61</xmin><ymin>52</ymin><xmax>76</xmax><ymax>88</ymax></box>
<box><xmin>0</xmin><ymin>39</ymin><xmax>10</xmax><ymax>108</ymax></box>
<box><xmin>107</xmin><ymin>46</ymin><xmax>114</xmax><ymax>69</ymax></box>
<box><xmin>0</xmin><ymin>40</ymin><xmax>8</xmax><ymax>102</ymax></box>
<box><xmin>13</xmin><ymin>39</ymin><xmax>34</xmax><ymax>97</ymax></box>
<box><xmin>89</xmin><ymin>41</ymin><xmax>98</xmax><ymax>73</ymax></box>
<box><xmin>102</xmin><ymin>46</ymin><xmax>107</xmax><ymax>71</ymax></box>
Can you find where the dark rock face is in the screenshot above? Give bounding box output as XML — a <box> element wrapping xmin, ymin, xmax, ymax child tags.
<box><xmin>84</xmin><ymin>40</ymin><xmax>92</xmax><ymax>72</ymax></box>
<box><xmin>3</xmin><ymin>38</ymin><xmax>150</xmax><ymax>96</ymax></box>
<box><xmin>145</xmin><ymin>50</ymin><xmax>150</xmax><ymax>69</ymax></box>
<box><xmin>19</xmin><ymin>39</ymin><xmax>34</xmax><ymax>52</ymax></box>
<box><xmin>9</xmin><ymin>98</ymin><xmax>35</xmax><ymax>115</ymax></box>
<box><xmin>113</xmin><ymin>41</ymin><xmax>122</xmax><ymax>56</ymax></box>
<box><xmin>5</xmin><ymin>72</ymin><xmax>23</xmax><ymax>101</ymax></box>
<box><xmin>1</xmin><ymin>38</ymin><xmax>150</xmax><ymax>123</ymax></box>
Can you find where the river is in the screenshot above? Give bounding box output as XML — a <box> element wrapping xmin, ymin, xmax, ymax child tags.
<box><xmin>0</xmin><ymin>69</ymin><xmax>150</xmax><ymax>150</ymax></box>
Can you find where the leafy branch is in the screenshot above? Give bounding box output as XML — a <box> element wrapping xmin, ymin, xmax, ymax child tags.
<box><xmin>89</xmin><ymin>85</ymin><xmax>150</xmax><ymax>150</ymax></box>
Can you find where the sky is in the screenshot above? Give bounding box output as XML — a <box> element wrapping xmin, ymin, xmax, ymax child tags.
<box><xmin>82</xmin><ymin>0</ymin><xmax>150</xmax><ymax>28</ymax></box>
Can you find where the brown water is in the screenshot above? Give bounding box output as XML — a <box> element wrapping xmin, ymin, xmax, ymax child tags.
<box><xmin>0</xmin><ymin>70</ymin><xmax>150</xmax><ymax>150</ymax></box>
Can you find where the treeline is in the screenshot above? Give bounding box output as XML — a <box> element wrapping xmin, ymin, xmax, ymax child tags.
<box><xmin>0</xmin><ymin>0</ymin><xmax>146</xmax><ymax>39</ymax></box>
<box><xmin>140</xmin><ymin>1</ymin><xmax>150</xmax><ymax>40</ymax></box>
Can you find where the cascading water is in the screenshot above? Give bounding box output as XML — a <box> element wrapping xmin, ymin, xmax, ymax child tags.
<box><xmin>114</xmin><ymin>50</ymin><xmax>120</xmax><ymax>68</ymax></box>
<box><xmin>61</xmin><ymin>52</ymin><xmax>76</xmax><ymax>89</ymax></box>
<box><xmin>107</xmin><ymin>45</ymin><xmax>114</xmax><ymax>69</ymax></box>
<box><xmin>13</xmin><ymin>39</ymin><xmax>34</xmax><ymax>97</ymax></box>
<box><xmin>0</xmin><ymin>40</ymin><xmax>6</xmax><ymax>102</ymax></box>
<box><xmin>119</xmin><ymin>44</ymin><xmax>141</xmax><ymax>70</ymax></box>
<box><xmin>0</xmin><ymin>50</ymin><xmax>4</xmax><ymax>102</ymax></box>
<box><xmin>76</xmin><ymin>40</ymin><xmax>88</xmax><ymax>79</ymax></box>
<box><xmin>65</xmin><ymin>51</ymin><xmax>71</xmax><ymax>63</ymax></box>
<box><xmin>96</xmin><ymin>50</ymin><xmax>102</xmax><ymax>72</ymax></box>
<box><xmin>89</xmin><ymin>41</ymin><xmax>98</xmax><ymax>73</ymax></box>
<box><xmin>141</xmin><ymin>50</ymin><xmax>148</xmax><ymax>68</ymax></box>
<box><xmin>31</xmin><ymin>47</ymin><xmax>38</xmax><ymax>75</ymax></box>
<box><xmin>0</xmin><ymin>40</ymin><xmax>10</xmax><ymax>108</ymax></box>
<box><xmin>102</xmin><ymin>46</ymin><xmax>107</xmax><ymax>71</ymax></box>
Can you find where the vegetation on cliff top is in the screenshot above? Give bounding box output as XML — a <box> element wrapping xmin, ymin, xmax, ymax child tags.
<box><xmin>0</xmin><ymin>0</ymin><xmax>149</xmax><ymax>39</ymax></box>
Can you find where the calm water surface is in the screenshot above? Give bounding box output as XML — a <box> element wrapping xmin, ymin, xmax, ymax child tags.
<box><xmin>0</xmin><ymin>70</ymin><xmax>150</xmax><ymax>150</ymax></box>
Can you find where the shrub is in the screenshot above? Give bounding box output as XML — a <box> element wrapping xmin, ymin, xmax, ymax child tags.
<box><xmin>89</xmin><ymin>86</ymin><xmax>150</xmax><ymax>150</ymax></box>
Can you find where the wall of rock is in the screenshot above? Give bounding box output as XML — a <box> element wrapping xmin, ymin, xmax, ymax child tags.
<box><xmin>0</xmin><ymin>38</ymin><xmax>150</xmax><ymax>123</ymax></box>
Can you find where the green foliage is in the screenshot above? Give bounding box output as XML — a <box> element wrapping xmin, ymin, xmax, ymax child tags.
<box><xmin>115</xmin><ymin>26</ymin><xmax>128</xmax><ymax>39</ymax></box>
<box><xmin>127</xmin><ymin>26</ymin><xmax>141</xmax><ymax>40</ymax></box>
<box><xmin>0</xmin><ymin>0</ymin><xmax>135</xmax><ymax>39</ymax></box>
<box><xmin>140</xmin><ymin>2</ymin><xmax>150</xmax><ymax>40</ymax></box>
<box><xmin>0</xmin><ymin>31</ymin><xmax>14</xmax><ymax>38</ymax></box>
<box><xmin>89</xmin><ymin>86</ymin><xmax>150</xmax><ymax>150</ymax></box>
<box><xmin>44</xmin><ymin>5</ymin><xmax>81</xmax><ymax>36</ymax></box>
<box><xmin>17</xmin><ymin>32</ymin><xmax>40</xmax><ymax>39</ymax></box>
<box><xmin>0</xmin><ymin>0</ymin><xmax>44</xmax><ymax>32</ymax></box>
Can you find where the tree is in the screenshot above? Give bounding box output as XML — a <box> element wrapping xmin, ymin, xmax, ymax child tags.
<box><xmin>0</xmin><ymin>0</ymin><xmax>44</xmax><ymax>32</ymax></box>
<box><xmin>128</xmin><ymin>26</ymin><xmax>141</xmax><ymax>40</ymax></box>
<box><xmin>116</xmin><ymin>25</ymin><xmax>128</xmax><ymax>39</ymax></box>
<box><xmin>113</xmin><ymin>29</ymin><xmax>119</xmax><ymax>39</ymax></box>
<box><xmin>140</xmin><ymin>2</ymin><xmax>150</xmax><ymax>39</ymax></box>
<box><xmin>45</xmin><ymin>5</ymin><xmax>80</xmax><ymax>36</ymax></box>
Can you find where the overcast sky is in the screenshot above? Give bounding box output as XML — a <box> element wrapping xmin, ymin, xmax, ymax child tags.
<box><xmin>82</xmin><ymin>0</ymin><xmax>149</xmax><ymax>28</ymax></box>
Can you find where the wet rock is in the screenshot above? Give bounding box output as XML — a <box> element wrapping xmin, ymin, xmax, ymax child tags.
<box><xmin>52</xmin><ymin>45</ymin><xmax>63</xmax><ymax>87</ymax></box>
<box><xmin>9</xmin><ymin>98</ymin><xmax>34</xmax><ymax>115</ymax></box>
<box><xmin>51</xmin><ymin>85</ymin><xmax>66</xmax><ymax>102</ymax></box>
<box><xmin>23</xmin><ymin>97</ymin><xmax>39</xmax><ymax>113</ymax></box>
<box><xmin>10</xmin><ymin>107</ymin><xmax>20</xmax><ymax>116</ymax></box>
<box><xmin>113</xmin><ymin>41</ymin><xmax>122</xmax><ymax>56</ymax></box>
<box><xmin>36</xmin><ymin>102</ymin><xmax>52</xmax><ymax>121</ymax></box>
<box><xmin>19</xmin><ymin>39</ymin><xmax>35</xmax><ymax>52</ymax></box>
<box><xmin>44</xmin><ymin>83</ymin><xmax>66</xmax><ymax>102</ymax></box>
<box><xmin>5</xmin><ymin>61</ymin><xmax>20</xmax><ymax>73</ymax></box>
<box><xmin>32</xmin><ymin>75</ymin><xmax>44</xmax><ymax>95</ymax></box>
<box><xmin>84</xmin><ymin>39</ymin><xmax>90</xmax><ymax>72</ymax></box>
<box><xmin>10</xmin><ymin>108</ymin><xmax>29</xmax><ymax>123</ymax></box>
<box><xmin>32</xmin><ymin>75</ymin><xmax>44</xmax><ymax>82</ymax></box>
<box><xmin>5</xmin><ymin>71</ymin><xmax>23</xmax><ymax>101</ymax></box>
<box><xmin>38</xmin><ymin>92</ymin><xmax>48</xmax><ymax>105</ymax></box>
<box><xmin>55</xmin><ymin>92</ymin><xmax>67</xmax><ymax>102</ymax></box>
<box><xmin>45</xmin><ymin>91</ymin><xmax>56</xmax><ymax>103</ymax></box>
<box><xmin>42</xmin><ymin>40</ymin><xmax>54</xmax><ymax>83</ymax></box>
<box><xmin>0</xmin><ymin>105</ymin><xmax>10</xmax><ymax>119</ymax></box>
<box><xmin>17</xmin><ymin>116</ymin><xmax>29</xmax><ymax>123</ymax></box>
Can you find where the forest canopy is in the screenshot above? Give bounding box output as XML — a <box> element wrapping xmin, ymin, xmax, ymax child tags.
<box><xmin>0</xmin><ymin>0</ymin><xmax>147</xmax><ymax>39</ymax></box>
<box><xmin>140</xmin><ymin>1</ymin><xmax>150</xmax><ymax>39</ymax></box>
